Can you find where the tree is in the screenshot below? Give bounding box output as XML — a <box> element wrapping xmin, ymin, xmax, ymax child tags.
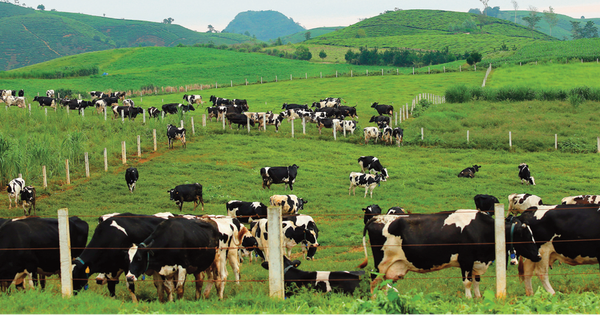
<box><xmin>476</xmin><ymin>13</ymin><xmax>489</xmax><ymax>32</ymax></box>
<box><xmin>511</xmin><ymin>0</ymin><xmax>519</xmax><ymax>23</ymax></box>
<box><xmin>543</xmin><ymin>6</ymin><xmax>559</xmax><ymax>37</ymax></box>
<box><xmin>466</xmin><ymin>51</ymin><xmax>482</xmax><ymax>65</ymax></box>
<box><xmin>36</xmin><ymin>4</ymin><xmax>44</xmax><ymax>10</ymax></box>
<box><xmin>356</xmin><ymin>29</ymin><xmax>366</xmax><ymax>38</ymax></box>
<box><xmin>294</xmin><ymin>46</ymin><xmax>312</xmax><ymax>60</ymax></box>
<box><xmin>479</xmin><ymin>0</ymin><xmax>489</xmax><ymax>15</ymax></box>
<box><xmin>570</xmin><ymin>21</ymin><xmax>583</xmax><ymax>39</ymax></box>
<box><xmin>318</xmin><ymin>50</ymin><xmax>327</xmax><ymax>60</ymax></box>
<box><xmin>207</xmin><ymin>25</ymin><xmax>217</xmax><ymax>33</ymax></box>
<box><xmin>304</xmin><ymin>31</ymin><xmax>311</xmax><ymax>41</ymax></box>
<box><xmin>162</xmin><ymin>17</ymin><xmax>174</xmax><ymax>24</ymax></box>
<box><xmin>521</xmin><ymin>6</ymin><xmax>541</xmax><ymax>38</ymax></box>
<box><xmin>582</xmin><ymin>21</ymin><xmax>599</xmax><ymax>38</ymax></box>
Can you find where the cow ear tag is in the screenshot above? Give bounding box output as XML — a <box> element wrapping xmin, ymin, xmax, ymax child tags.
<box><xmin>142</xmin><ymin>275</ymin><xmax>145</xmax><ymax>280</ymax></box>
<box><xmin>84</xmin><ymin>284</ymin><xmax>89</xmax><ymax>290</ymax></box>
<box><xmin>85</xmin><ymin>267</ymin><xmax>90</xmax><ymax>274</ymax></box>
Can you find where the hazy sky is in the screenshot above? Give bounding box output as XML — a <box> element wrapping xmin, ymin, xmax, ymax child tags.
<box><xmin>38</xmin><ymin>0</ymin><xmax>600</xmax><ymax>32</ymax></box>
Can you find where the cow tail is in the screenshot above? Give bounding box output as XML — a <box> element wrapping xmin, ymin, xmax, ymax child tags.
<box><xmin>358</xmin><ymin>225</ymin><xmax>369</xmax><ymax>269</ymax></box>
<box><xmin>517</xmin><ymin>256</ymin><xmax>524</xmax><ymax>282</ymax></box>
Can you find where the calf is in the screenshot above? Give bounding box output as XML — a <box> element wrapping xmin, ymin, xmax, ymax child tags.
<box><xmin>369</xmin><ymin>115</ymin><xmax>390</xmax><ymax>128</ymax></box>
<box><xmin>392</xmin><ymin>127</ymin><xmax>404</xmax><ymax>146</ymax></box>
<box><xmin>334</xmin><ymin>120</ymin><xmax>357</xmax><ymax>135</ymax></box>
<box><xmin>6</xmin><ymin>177</ymin><xmax>25</xmax><ymax>209</ymax></box>
<box><xmin>262</xmin><ymin>256</ymin><xmax>364</xmax><ymax>296</ymax></box>
<box><xmin>269</xmin><ymin>194</ymin><xmax>307</xmax><ymax>215</ymax></box>
<box><xmin>20</xmin><ymin>186</ymin><xmax>36</xmax><ymax>216</ymax></box>
<box><xmin>183</xmin><ymin>94</ymin><xmax>203</xmax><ymax>105</ymax></box>
<box><xmin>167</xmin><ymin>124</ymin><xmax>186</xmax><ymax>149</ymax></box>
<box><xmin>358</xmin><ymin>156</ymin><xmax>389</xmax><ymax>179</ymax></box>
<box><xmin>260</xmin><ymin>164</ymin><xmax>299</xmax><ymax>190</ymax></box>
<box><xmin>226</xmin><ymin>200</ymin><xmax>268</xmax><ymax>223</ymax></box>
<box><xmin>251</xmin><ymin>215</ymin><xmax>319</xmax><ymax>261</ymax></box>
<box><xmin>371</xmin><ymin>102</ymin><xmax>393</xmax><ymax>116</ymax></box>
<box><xmin>457</xmin><ymin>165</ymin><xmax>481</xmax><ymax>178</ymax></box>
<box><xmin>474</xmin><ymin>194</ymin><xmax>499</xmax><ymax>215</ymax></box>
<box><xmin>518</xmin><ymin>163</ymin><xmax>535</xmax><ymax>185</ymax></box>
<box><xmin>33</xmin><ymin>96</ymin><xmax>56</xmax><ymax>108</ymax></box>
<box><xmin>508</xmin><ymin>193</ymin><xmax>543</xmax><ymax>214</ymax></box>
<box><xmin>122</xmin><ymin>99</ymin><xmax>135</xmax><ymax>107</ymax></box>
<box><xmin>349</xmin><ymin>172</ymin><xmax>384</xmax><ymax>198</ymax></box>
<box><xmin>168</xmin><ymin>183</ymin><xmax>204</xmax><ymax>211</ymax></box>
<box><xmin>125</xmin><ymin>168</ymin><xmax>139</xmax><ymax>193</ymax></box>
<box><xmin>363</xmin><ymin>127</ymin><xmax>380</xmax><ymax>145</ymax></box>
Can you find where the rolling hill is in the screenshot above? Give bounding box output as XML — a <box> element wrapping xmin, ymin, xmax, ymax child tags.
<box><xmin>223</xmin><ymin>10</ymin><xmax>306</xmax><ymax>41</ymax></box>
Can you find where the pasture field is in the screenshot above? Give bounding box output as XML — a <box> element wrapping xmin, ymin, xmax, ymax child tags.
<box><xmin>2</xmin><ymin>65</ymin><xmax>600</xmax><ymax>313</ymax></box>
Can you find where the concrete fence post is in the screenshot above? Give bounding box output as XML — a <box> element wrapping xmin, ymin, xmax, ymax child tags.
<box><xmin>58</xmin><ymin>208</ymin><xmax>73</xmax><ymax>298</ymax></box>
<box><xmin>42</xmin><ymin>166</ymin><xmax>47</xmax><ymax>189</ymax></box>
<box><xmin>122</xmin><ymin>141</ymin><xmax>126</xmax><ymax>164</ymax></box>
<box><xmin>104</xmin><ymin>148</ymin><xmax>108</xmax><ymax>171</ymax></box>
<box><xmin>84</xmin><ymin>152</ymin><xmax>89</xmax><ymax>178</ymax></box>
<box><xmin>65</xmin><ymin>159</ymin><xmax>70</xmax><ymax>184</ymax></box>
<box><xmin>495</xmin><ymin>203</ymin><xmax>506</xmax><ymax>299</ymax></box>
<box><xmin>153</xmin><ymin>129</ymin><xmax>157</xmax><ymax>152</ymax></box>
<box><xmin>137</xmin><ymin>136</ymin><xmax>141</xmax><ymax>157</ymax></box>
<box><xmin>267</xmin><ymin>206</ymin><xmax>284</xmax><ymax>300</ymax></box>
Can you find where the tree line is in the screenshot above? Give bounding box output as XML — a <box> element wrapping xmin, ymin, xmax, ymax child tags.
<box><xmin>344</xmin><ymin>46</ymin><xmax>481</xmax><ymax>67</ymax></box>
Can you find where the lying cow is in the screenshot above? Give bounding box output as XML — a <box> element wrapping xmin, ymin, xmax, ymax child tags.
<box><xmin>262</xmin><ymin>256</ymin><xmax>364</xmax><ymax>296</ymax></box>
<box><xmin>349</xmin><ymin>172</ymin><xmax>384</xmax><ymax>198</ymax></box>
<box><xmin>458</xmin><ymin>165</ymin><xmax>481</xmax><ymax>178</ymax></box>
<box><xmin>518</xmin><ymin>163</ymin><xmax>535</xmax><ymax>185</ymax></box>
<box><xmin>168</xmin><ymin>183</ymin><xmax>204</xmax><ymax>211</ymax></box>
<box><xmin>260</xmin><ymin>164</ymin><xmax>299</xmax><ymax>191</ymax></box>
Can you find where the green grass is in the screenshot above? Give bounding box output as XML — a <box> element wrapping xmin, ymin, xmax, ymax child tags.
<box><xmin>483</xmin><ymin>38</ymin><xmax>600</xmax><ymax>66</ymax></box>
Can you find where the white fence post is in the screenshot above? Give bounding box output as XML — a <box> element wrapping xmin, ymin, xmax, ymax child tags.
<box><xmin>495</xmin><ymin>203</ymin><xmax>506</xmax><ymax>299</ymax></box>
<box><xmin>104</xmin><ymin>148</ymin><xmax>108</xmax><ymax>171</ymax></box>
<box><xmin>122</xmin><ymin>141</ymin><xmax>126</xmax><ymax>164</ymax></box>
<box><xmin>509</xmin><ymin>131</ymin><xmax>512</xmax><ymax>148</ymax></box>
<box><xmin>65</xmin><ymin>159</ymin><xmax>70</xmax><ymax>184</ymax></box>
<box><xmin>84</xmin><ymin>152</ymin><xmax>89</xmax><ymax>178</ymax></box>
<box><xmin>555</xmin><ymin>134</ymin><xmax>557</xmax><ymax>150</ymax></box>
<box><xmin>291</xmin><ymin>120</ymin><xmax>295</xmax><ymax>138</ymax></box>
<box><xmin>267</xmin><ymin>206</ymin><xmax>284</xmax><ymax>300</ymax></box>
<box><xmin>191</xmin><ymin>117</ymin><xmax>195</xmax><ymax>135</ymax></box>
<box><xmin>153</xmin><ymin>129</ymin><xmax>157</xmax><ymax>151</ymax></box>
<box><xmin>137</xmin><ymin>135</ymin><xmax>141</xmax><ymax>157</ymax></box>
<box><xmin>467</xmin><ymin>130</ymin><xmax>470</xmax><ymax>143</ymax></box>
<box><xmin>42</xmin><ymin>166</ymin><xmax>47</xmax><ymax>189</ymax></box>
<box><xmin>421</xmin><ymin>128</ymin><xmax>424</xmax><ymax>140</ymax></box>
<box><xmin>58</xmin><ymin>208</ymin><xmax>73</xmax><ymax>298</ymax></box>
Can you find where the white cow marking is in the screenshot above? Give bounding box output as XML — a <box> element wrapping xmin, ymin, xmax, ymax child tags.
<box><xmin>110</xmin><ymin>221</ymin><xmax>128</xmax><ymax>236</ymax></box>
<box><xmin>316</xmin><ymin>271</ymin><xmax>332</xmax><ymax>292</ymax></box>
<box><xmin>443</xmin><ymin>210</ymin><xmax>479</xmax><ymax>232</ymax></box>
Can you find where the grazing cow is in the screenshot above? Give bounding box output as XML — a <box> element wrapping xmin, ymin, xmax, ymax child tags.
<box><xmin>6</xmin><ymin>177</ymin><xmax>25</xmax><ymax>209</ymax></box>
<box><xmin>209</xmin><ymin>95</ymin><xmax>233</xmax><ymax>106</ymax></box>
<box><xmin>457</xmin><ymin>165</ymin><xmax>481</xmax><ymax>178</ymax></box>
<box><xmin>167</xmin><ymin>124</ymin><xmax>186</xmax><ymax>149</ymax></box>
<box><xmin>369</xmin><ymin>115</ymin><xmax>390</xmax><ymax>128</ymax></box>
<box><xmin>67</xmin><ymin>99</ymin><xmax>93</xmax><ymax>112</ymax></box>
<box><xmin>72</xmin><ymin>212</ymin><xmax>173</xmax><ymax>302</ymax></box>
<box><xmin>183</xmin><ymin>94</ymin><xmax>203</xmax><ymax>105</ymax></box>
<box><xmin>473</xmin><ymin>194</ymin><xmax>499</xmax><ymax>215</ymax></box>
<box><xmin>561</xmin><ymin>195</ymin><xmax>600</xmax><ymax>205</ymax></box>
<box><xmin>0</xmin><ymin>216</ymin><xmax>88</xmax><ymax>292</ymax></box>
<box><xmin>334</xmin><ymin>120</ymin><xmax>357</xmax><ymax>135</ymax></box>
<box><xmin>251</xmin><ymin>215</ymin><xmax>319</xmax><ymax>261</ymax></box>
<box><xmin>168</xmin><ymin>183</ymin><xmax>204</xmax><ymax>211</ymax></box>
<box><xmin>358</xmin><ymin>156</ymin><xmax>389</xmax><ymax>179</ymax></box>
<box><xmin>312</xmin><ymin>97</ymin><xmax>341</xmax><ymax>109</ymax></box>
<box><xmin>110</xmin><ymin>91</ymin><xmax>126</xmax><ymax>99</ymax></box>
<box><xmin>349</xmin><ymin>172</ymin><xmax>384</xmax><ymax>198</ymax></box>
<box><xmin>90</xmin><ymin>91</ymin><xmax>105</xmax><ymax>99</ymax></box>
<box><xmin>371</xmin><ymin>102</ymin><xmax>393</xmax><ymax>116</ymax></box>
<box><xmin>226</xmin><ymin>200</ymin><xmax>268</xmax><ymax>223</ymax></box>
<box><xmin>262</xmin><ymin>256</ymin><xmax>364</xmax><ymax>296</ymax></box>
<box><xmin>264</xmin><ymin>112</ymin><xmax>285</xmax><ymax>132</ymax></box>
<box><xmin>508</xmin><ymin>193</ymin><xmax>543</xmax><ymax>214</ymax></box>
<box><xmin>3</xmin><ymin>95</ymin><xmax>25</xmax><ymax>108</ymax></box>
<box><xmin>46</xmin><ymin>90</ymin><xmax>54</xmax><ymax>98</ymax></box>
<box><xmin>33</xmin><ymin>96</ymin><xmax>56</xmax><ymax>108</ymax></box>
<box><xmin>392</xmin><ymin>127</ymin><xmax>404</xmax><ymax>146</ymax></box>
<box><xmin>360</xmin><ymin>210</ymin><xmax>541</xmax><ymax>298</ymax></box>
<box><xmin>205</xmin><ymin>106</ymin><xmax>219</xmax><ymax>121</ymax></box>
<box><xmin>315</xmin><ymin>106</ymin><xmax>340</xmax><ymax>119</ymax></box>
<box><xmin>269</xmin><ymin>194</ymin><xmax>307</xmax><ymax>215</ymax></box>
<box><xmin>122</xmin><ymin>99</ymin><xmax>135</xmax><ymax>107</ymax></box>
<box><xmin>93</xmin><ymin>97</ymin><xmax>119</xmax><ymax>114</ymax></box>
<box><xmin>518</xmin><ymin>163</ymin><xmax>535</xmax><ymax>185</ymax></box>
<box><xmin>112</xmin><ymin>106</ymin><xmax>144</xmax><ymax>120</ymax></box>
<box><xmin>516</xmin><ymin>205</ymin><xmax>600</xmax><ymax>296</ymax></box>
<box><xmin>162</xmin><ymin>103</ymin><xmax>195</xmax><ymax>115</ymax></box>
<box><xmin>260</xmin><ymin>164</ymin><xmax>299</xmax><ymax>191</ymax></box>
<box><xmin>380</xmin><ymin>126</ymin><xmax>393</xmax><ymax>145</ymax></box>
<box><xmin>20</xmin><ymin>186</ymin><xmax>36</xmax><ymax>216</ymax></box>
<box><xmin>148</xmin><ymin>106</ymin><xmax>161</xmax><ymax>118</ymax></box>
<box><xmin>316</xmin><ymin>118</ymin><xmax>340</xmax><ymax>135</ymax></box>
<box><xmin>125</xmin><ymin>168</ymin><xmax>139</xmax><ymax>193</ymax></box>
<box><xmin>337</xmin><ymin>106</ymin><xmax>358</xmax><ymax>119</ymax></box>
<box><xmin>125</xmin><ymin>217</ymin><xmax>220</xmax><ymax>302</ymax></box>
<box><xmin>281</xmin><ymin>103</ymin><xmax>309</xmax><ymax>111</ymax></box>
<box><xmin>226</xmin><ymin>113</ymin><xmax>255</xmax><ymax>129</ymax></box>
<box><xmin>363</xmin><ymin>127</ymin><xmax>380</xmax><ymax>145</ymax></box>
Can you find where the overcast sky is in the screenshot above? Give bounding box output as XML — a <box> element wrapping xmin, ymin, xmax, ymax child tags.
<box><xmin>38</xmin><ymin>0</ymin><xmax>600</xmax><ymax>32</ymax></box>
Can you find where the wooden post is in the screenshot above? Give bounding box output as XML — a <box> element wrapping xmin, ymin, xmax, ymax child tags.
<box><xmin>104</xmin><ymin>148</ymin><xmax>107</xmax><ymax>171</ymax></box>
<box><xmin>555</xmin><ymin>134</ymin><xmax>557</xmax><ymax>150</ymax></box>
<box><xmin>597</xmin><ymin>137</ymin><xmax>600</xmax><ymax>153</ymax></box>
<box><xmin>180</xmin><ymin>120</ymin><xmax>184</xmax><ymax>129</ymax></box>
<box><xmin>104</xmin><ymin>108</ymin><xmax>107</xmax><ymax>121</ymax></box>
<box><xmin>58</xmin><ymin>208</ymin><xmax>73</xmax><ymax>298</ymax></box>
<box><xmin>137</xmin><ymin>135</ymin><xmax>141</xmax><ymax>157</ymax></box>
<box><xmin>122</xmin><ymin>141</ymin><xmax>126</xmax><ymax>164</ymax></box>
<box><xmin>495</xmin><ymin>203</ymin><xmax>507</xmax><ymax>299</ymax></box>
<box><xmin>267</xmin><ymin>206</ymin><xmax>284</xmax><ymax>299</ymax></box>
<box><xmin>291</xmin><ymin>119</ymin><xmax>295</xmax><ymax>138</ymax></box>
<box><xmin>395</xmin><ymin>112</ymin><xmax>398</xmax><ymax>126</ymax></box>
<box><xmin>191</xmin><ymin>117</ymin><xmax>195</xmax><ymax>135</ymax></box>
<box><xmin>65</xmin><ymin>159</ymin><xmax>70</xmax><ymax>184</ymax></box>
<box><xmin>84</xmin><ymin>152</ymin><xmax>89</xmax><ymax>178</ymax></box>
<box><xmin>399</xmin><ymin>108</ymin><xmax>402</xmax><ymax>123</ymax></box>
<box><xmin>509</xmin><ymin>131</ymin><xmax>512</xmax><ymax>148</ymax></box>
<box><xmin>153</xmin><ymin>129</ymin><xmax>157</xmax><ymax>151</ymax></box>
<box><xmin>333</xmin><ymin>125</ymin><xmax>337</xmax><ymax>140</ymax></box>
<box><xmin>42</xmin><ymin>166</ymin><xmax>47</xmax><ymax>189</ymax></box>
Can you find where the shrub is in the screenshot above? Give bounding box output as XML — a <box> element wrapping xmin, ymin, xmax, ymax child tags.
<box><xmin>445</xmin><ymin>85</ymin><xmax>470</xmax><ymax>103</ymax></box>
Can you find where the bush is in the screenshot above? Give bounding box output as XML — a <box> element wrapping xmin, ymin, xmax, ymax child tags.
<box><xmin>445</xmin><ymin>85</ymin><xmax>470</xmax><ymax>103</ymax></box>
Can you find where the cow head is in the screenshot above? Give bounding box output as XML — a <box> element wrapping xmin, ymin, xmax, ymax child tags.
<box><xmin>168</xmin><ymin>189</ymin><xmax>179</xmax><ymax>202</ymax></box>
<box><xmin>72</xmin><ymin>257</ymin><xmax>90</xmax><ymax>292</ymax></box>
<box><xmin>125</xmin><ymin>242</ymin><xmax>154</xmax><ymax>284</ymax></box>
<box><xmin>380</xmin><ymin>168</ymin><xmax>389</xmax><ymax>180</ymax></box>
<box><xmin>505</xmin><ymin>216</ymin><xmax>541</xmax><ymax>263</ymax></box>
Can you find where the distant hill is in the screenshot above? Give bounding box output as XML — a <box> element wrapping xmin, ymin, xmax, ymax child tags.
<box><xmin>223</xmin><ymin>10</ymin><xmax>305</xmax><ymax>41</ymax></box>
<box><xmin>0</xmin><ymin>2</ymin><xmax>254</xmax><ymax>71</ymax></box>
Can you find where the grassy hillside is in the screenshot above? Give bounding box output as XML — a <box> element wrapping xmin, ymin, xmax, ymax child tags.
<box><xmin>278</xmin><ymin>27</ymin><xmax>344</xmax><ymax>44</ymax></box>
<box><xmin>223</xmin><ymin>10</ymin><xmax>305</xmax><ymax>41</ymax></box>
<box><xmin>0</xmin><ymin>2</ymin><xmax>254</xmax><ymax>71</ymax></box>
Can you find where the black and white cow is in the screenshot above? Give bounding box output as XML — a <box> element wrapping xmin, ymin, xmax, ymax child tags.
<box><xmin>18</xmin><ymin>89</ymin><xmax>24</xmax><ymax>97</ymax></box>
<box><xmin>369</xmin><ymin>115</ymin><xmax>390</xmax><ymax>128</ymax></box>
<box><xmin>168</xmin><ymin>183</ymin><xmax>204</xmax><ymax>211</ymax></box>
<box><xmin>148</xmin><ymin>106</ymin><xmax>161</xmax><ymax>118</ymax></box>
<box><xmin>508</xmin><ymin>193</ymin><xmax>543</xmax><ymax>214</ymax></box>
<box><xmin>67</xmin><ymin>99</ymin><xmax>94</xmax><ymax>112</ymax></box>
<box><xmin>360</xmin><ymin>210</ymin><xmax>541</xmax><ymax>298</ymax></box>
<box><xmin>226</xmin><ymin>113</ymin><xmax>255</xmax><ymax>129</ymax></box>
<box><xmin>392</xmin><ymin>127</ymin><xmax>404</xmax><ymax>146</ymax></box>
<box><xmin>281</xmin><ymin>103</ymin><xmax>309</xmax><ymax>111</ymax></box>
<box><xmin>264</xmin><ymin>112</ymin><xmax>285</xmax><ymax>132</ymax></box>
<box><xmin>162</xmin><ymin>103</ymin><xmax>195</xmax><ymax>115</ymax></box>
<box><xmin>20</xmin><ymin>186</ymin><xmax>36</xmax><ymax>216</ymax></box>
<box><xmin>167</xmin><ymin>124</ymin><xmax>186</xmax><ymax>149</ymax></box>
<box><xmin>125</xmin><ymin>167</ymin><xmax>139</xmax><ymax>193</ymax></box>
<box><xmin>316</xmin><ymin>118</ymin><xmax>340</xmax><ymax>135</ymax></box>
<box><xmin>312</xmin><ymin>97</ymin><xmax>341</xmax><ymax>109</ymax></box>
<box><xmin>337</xmin><ymin>106</ymin><xmax>358</xmax><ymax>119</ymax></box>
<box><xmin>371</xmin><ymin>102</ymin><xmax>393</xmax><ymax>116</ymax></box>
<box><xmin>125</xmin><ymin>217</ymin><xmax>220</xmax><ymax>302</ymax></box>
<box><xmin>518</xmin><ymin>163</ymin><xmax>535</xmax><ymax>185</ymax></box>
<box><xmin>473</xmin><ymin>194</ymin><xmax>499</xmax><ymax>215</ymax></box>
<box><xmin>122</xmin><ymin>99</ymin><xmax>135</xmax><ymax>107</ymax></box>
<box><xmin>349</xmin><ymin>172</ymin><xmax>384</xmax><ymax>198</ymax></box>
<box><xmin>93</xmin><ymin>97</ymin><xmax>119</xmax><ymax>114</ymax></box>
<box><xmin>334</xmin><ymin>120</ymin><xmax>357</xmax><ymax>135</ymax></box>
<box><xmin>209</xmin><ymin>95</ymin><xmax>233</xmax><ymax>106</ymax></box>
<box><xmin>33</xmin><ymin>96</ymin><xmax>56</xmax><ymax>108</ymax></box>
<box><xmin>362</xmin><ymin>205</ymin><xmax>384</xmax><ymax>225</ymax></box>
<box><xmin>358</xmin><ymin>156</ymin><xmax>389</xmax><ymax>179</ymax></box>
<box><xmin>0</xmin><ymin>216</ymin><xmax>88</xmax><ymax>292</ymax></box>
<box><xmin>251</xmin><ymin>215</ymin><xmax>319</xmax><ymax>261</ymax></box>
<box><xmin>314</xmin><ymin>107</ymin><xmax>340</xmax><ymax>119</ymax></box>
<box><xmin>46</xmin><ymin>90</ymin><xmax>54</xmax><ymax>98</ymax></box>
<box><xmin>72</xmin><ymin>212</ymin><xmax>173</xmax><ymax>302</ymax></box>
<box><xmin>457</xmin><ymin>165</ymin><xmax>481</xmax><ymax>178</ymax></box>
<box><xmin>205</xmin><ymin>106</ymin><xmax>219</xmax><ymax>122</ymax></box>
<box><xmin>6</xmin><ymin>177</ymin><xmax>25</xmax><ymax>209</ymax></box>
<box><xmin>363</xmin><ymin>127</ymin><xmax>380</xmax><ymax>145</ymax></box>
<box><xmin>112</xmin><ymin>106</ymin><xmax>144</xmax><ymax>120</ymax></box>
<box><xmin>561</xmin><ymin>195</ymin><xmax>600</xmax><ymax>205</ymax></box>
<box><xmin>380</xmin><ymin>126</ymin><xmax>393</xmax><ymax>145</ymax></box>
<box><xmin>90</xmin><ymin>91</ymin><xmax>105</xmax><ymax>99</ymax></box>
<box><xmin>516</xmin><ymin>205</ymin><xmax>600</xmax><ymax>296</ymax></box>
<box><xmin>269</xmin><ymin>194</ymin><xmax>307</xmax><ymax>215</ymax></box>
<box><xmin>260</xmin><ymin>164</ymin><xmax>299</xmax><ymax>191</ymax></box>
<box><xmin>226</xmin><ymin>200</ymin><xmax>268</xmax><ymax>223</ymax></box>
<box><xmin>183</xmin><ymin>94</ymin><xmax>203</xmax><ymax>105</ymax></box>
<box><xmin>261</xmin><ymin>256</ymin><xmax>365</xmax><ymax>296</ymax></box>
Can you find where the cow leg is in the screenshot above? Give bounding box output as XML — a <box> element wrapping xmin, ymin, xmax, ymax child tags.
<box><xmin>461</xmin><ymin>269</ymin><xmax>474</xmax><ymax>299</ymax></box>
<box><xmin>364</xmin><ymin>187</ymin><xmax>369</xmax><ymax>198</ymax></box>
<box><xmin>227</xmin><ymin>249</ymin><xmax>241</xmax><ymax>284</ymax></box>
<box><xmin>472</xmin><ymin>275</ymin><xmax>481</xmax><ymax>298</ymax></box>
<box><xmin>175</xmin><ymin>267</ymin><xmax>187</xmax><ymax>300</ymax></box>
<box><xmin>193</xmin><ymin>271</ymin><xmax>205</xmax><ymax>300</ymax></box>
